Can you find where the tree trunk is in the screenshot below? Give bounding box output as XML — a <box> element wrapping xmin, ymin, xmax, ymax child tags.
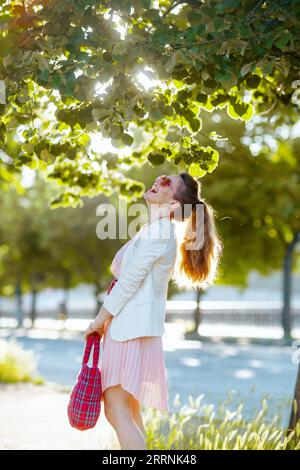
<box><xmin>30</xmin><ymin>288</ymin><xmax>37</xmax><ymax>328</ymax></box>
<box><xmin>282</xmin><ymin>232</ymin><xmax>300</xmax><ymax>340</ymax></box>
<box><xmin>288</xmin><ymin>363</ymin><xmax>300</xmax><ymax>430</ymax></box>
<box><xmin>62</xmin><ymin>271</ymin><xmax>70</xmax><ymax>319</ymax></box>
<box><xmin>193</xmin><ymin>287</ymin><xmax>204</xmax><ymax>333</ymax></box>
<box><xmin>94</xmin><ymin>281</ymin><xmax>102</xmax><ymax>316</ymax></box>
<box><xmin>15</xmin><ymin>279</ymin><xmax>23</xmax><ymax>328</ymax></box>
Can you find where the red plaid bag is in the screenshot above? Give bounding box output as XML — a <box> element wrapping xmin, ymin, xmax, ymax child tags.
<box><xmin>67</xmin><ymin>331</ymin><xmax>102</xmax><ymax>431</ymax></box>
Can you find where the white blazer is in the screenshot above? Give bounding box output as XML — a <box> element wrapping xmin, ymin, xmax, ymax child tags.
<box><xmin>102</xmin><ymin>216</ymin><xmax>178</xmax><ymax>342</ymax></box>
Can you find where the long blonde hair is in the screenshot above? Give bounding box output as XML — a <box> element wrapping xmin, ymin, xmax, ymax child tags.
<box><xmin>171</xmin><ymin>173</ymin><xmax>223</xmax><ymax>290</ymax></box>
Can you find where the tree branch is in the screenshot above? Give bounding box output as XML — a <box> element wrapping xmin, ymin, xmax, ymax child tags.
<box><xmin>161</xmin><ymin>1</ymin><xmax>182</xmax><ymax>19</ymax></box>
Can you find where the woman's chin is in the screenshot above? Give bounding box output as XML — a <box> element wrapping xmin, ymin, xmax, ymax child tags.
<box><xmin>143</xmin><ymin>192</ymin><xmax>154</xmax><ymax>201</ymax></box>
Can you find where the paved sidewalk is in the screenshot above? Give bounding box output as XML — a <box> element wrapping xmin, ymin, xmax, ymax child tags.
<box><xmin>0</xmin><ymin>382</ymin><xmax>120</xmax><ymax>450</ymax></box>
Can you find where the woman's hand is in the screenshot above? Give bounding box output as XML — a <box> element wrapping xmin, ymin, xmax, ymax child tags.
<box><xmin>83</xmin><ymin>306</ymin><xmax>113</xmax><ymax>341</ymax></box>
<box><xmin>84</xmin><ymin>320</ymin><xmax>105</xmax><ymax>341</ymax></box>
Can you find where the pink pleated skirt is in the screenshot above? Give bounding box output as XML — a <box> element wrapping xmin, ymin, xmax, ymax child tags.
<box><xmin>99</xmin><ymin>279</ymin><xmax>169</xmax><ymax>411</ymax></box>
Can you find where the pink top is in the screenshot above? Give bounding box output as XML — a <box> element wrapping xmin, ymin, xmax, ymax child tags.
<box><xmin>110</xmin><ymin>224</ymin><xmax>149</xmax><ymax>278</ymax></box>
<box><xmin>110</xmin><ymin>237</ymin><xmax>135</xmax><ymax>279</ymax></box>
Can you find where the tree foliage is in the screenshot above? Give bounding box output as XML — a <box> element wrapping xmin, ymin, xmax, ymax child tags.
<box><xmin>0</xmin><ymin>0</ymin><xmax>299</xmax><ymax>206</ymax></box>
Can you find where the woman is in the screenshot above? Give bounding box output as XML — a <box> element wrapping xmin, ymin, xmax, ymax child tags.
<box><xmin>84</xmin><ymin>172</ymin><xmax>223</xmax><ymax>450</ymax></box>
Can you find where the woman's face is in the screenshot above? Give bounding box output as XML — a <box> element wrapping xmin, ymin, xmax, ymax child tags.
<box><xmin>143</xmin><ymin>174</ymin><xmax>183</xmax><ymax>205</ymax></box>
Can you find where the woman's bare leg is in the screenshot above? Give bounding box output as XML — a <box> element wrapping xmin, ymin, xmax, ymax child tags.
<box><xmin>130</xmin><ymin>395</ymin><xmax>146</xmax><ymax>438</ymax></box>
<box><xmin>104</xmin><ymin>385</ymin><xmax>146</xmax><ymax>450</ymax></box>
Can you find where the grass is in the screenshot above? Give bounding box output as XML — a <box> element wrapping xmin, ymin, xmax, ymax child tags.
<box><xmin>143</xmin><ymin>393</ymin><xmax>300</xmax><ymax>450</ymax></box>
<box><xmin>0</xmin><ymin>338</ymin><xmax>44</xmax><ymax>384</ymax></box>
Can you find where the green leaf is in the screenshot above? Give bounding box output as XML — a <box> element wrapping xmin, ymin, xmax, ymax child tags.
<box><xmin>202</xmin><ymin>6</ymin><xmax>215</xmax><ymax>18</ymax></box>
<box><xmin>214</xmin><ymin>70</ymin><xmax>232</xmax><ymax>82</ymax></box>
<box><xmin>52</xmin><ymin>73</ymin><xmax>62</xmax><ymax>89</ymax></box>
<box><xmin>245</xmin><ymin>74</ymin><xmax>261</xmax><ymax>89</ymax></box>
<box><xmin>189</xmin><ymin>163</ymin><xmax>207</xmax><ymax>178</ymax></box>
<box><xmin>224</xmin><ymin>0</ymin><xmax>240</xmax><ymax>7</ymax></box>
<box><xmin>207</xmin><ymin>149</ymin><xmax>219</xmax><ymax>173</ymax></box>
<box><xmin>274</xmin><ymin>32</ymin><xmax>291</xmax><ymax>50</ymax></box>
<box><xmin>148</xmin><ymin>152</ymin><xmax>165</xmax><ymax>166</ymax></box>
<box><xmin>0</xmin><ymin>121</ymin><xmax>6</xmax><ymax>145</ymax></box>
<box><xmin>174</xmin><ymin>155</ymin><xmax>182</xmax><ymax>165</ymax></box>
<box><xmin>166</xmin><ymin>50</ymin><xmax>186</xmax><ymax>73</ymax></box>
<box><xmin>164</xmin><ymin>105</ymin><xmax>173</xmax><ymax>117</ymax></box>
<box><xmin>196</xmin><ymin>93</ymin><xmax>208</xmax><ymax>105</ymax></box>
<box><xmin>227</xmin><ymin>101</ymin><xmax>253</xmax><ymax>121</ymax></box>
<box><xmin>39</xmin><ymin>69</ymin><xmax>49</xmax><ymax>82</ymax></box>
<box><xmin>121</xmin><ymin>133</ymin><xmax>134</xmax><ymax>146</ymax></box>
<box><xmin>77</xmin><ymin>133</ymin><xmax>91</xmax><ymax>147</ymax></box>
<box><xmin>29</xmin><ymin>158</ymin><xmax>38</xmax><ymax>169</ymax></box>
<box><xmin>40</xmin><ymin>149</ymin><xmax>56</xmax><ymax>164</ymax></box>
<box><xmin>214</xmin><ymin>17</ymin><xmax>225</xmax><ymax>32</ymax></box>
<box><xmin>126</xmin><ymin>181</ymin><xmax>144</xmax><ymax>197</ymax></box>
<box><xmin>111</xmin><ymin>136</ymin><xmax>125</xmax><ymax>148</ymax></box>
<box><xmin>38</xmin><ymin>159</ymin><xmax>48</xmax><ymax>171</ymax></box>
<box><xmin>240</xmin><ymin>25</ymin><xmax>252</xmax><ymax>39</ymax></box>
<box><xmin>111</xmin><ymin>125</ymin><xmax>123</xmax><ymax>137</ymax></box>
<box><xmin>240</xmin><ymin>63</ymin><xmax>254</xmax><ymax>78</ymax></box>
<box><xmin>149</xmin><ymin>106</ymin><xmax>164</xmax><ymax>121</ymax></box>
<box><xmin>189</xmin><ymin>118</ymin><xmax>201</xmax><ymax>132</ymax></box>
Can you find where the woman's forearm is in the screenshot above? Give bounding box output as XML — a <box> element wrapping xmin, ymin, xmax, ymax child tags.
<box><xmin>93</xmin><ymin>306</ymin><xmax>113</xmax><ymax>328</ymax></box>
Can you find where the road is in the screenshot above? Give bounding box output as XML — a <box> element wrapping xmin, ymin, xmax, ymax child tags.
<box><xmin>1</xmin><ymin>323</ymin><xmax>297</xmax><ymax>425</ymax></box>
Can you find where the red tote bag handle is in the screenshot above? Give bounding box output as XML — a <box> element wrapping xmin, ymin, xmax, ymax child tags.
<box><xmin>82</xmin><ymin>332</ymin><xmax>100</xmax><ymax>367</ymax></box>
<box><xmin>81</xmin><ymin>277</ymin><xmax>117</xmax><ymax>368</ymax></box>
<box><xmin>107</xmin><ymin>277</ymin><xmax>118</xmax><ymax>294</ymax></box>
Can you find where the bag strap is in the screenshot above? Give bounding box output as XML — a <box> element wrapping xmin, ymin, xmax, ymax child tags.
<box><xmin>83</xmin><ymin>332</ymin><xmax>100</xmax><ymax>367</ymax></box>
<box><xmin>82</xmin><ymin>278</ymin><xmax>116</xmax><ymax>367</ymax></box>
<box><xmin>107</xmin><ymin>277</ymin><xmax>118</xmax><ymax>294</ymax></box>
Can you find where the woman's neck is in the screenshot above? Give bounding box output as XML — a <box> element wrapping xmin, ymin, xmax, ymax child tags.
<box><xmin>147</xmin><ymin>204</ymin><xmax>171</xmax><ymax>224</ymax></box>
